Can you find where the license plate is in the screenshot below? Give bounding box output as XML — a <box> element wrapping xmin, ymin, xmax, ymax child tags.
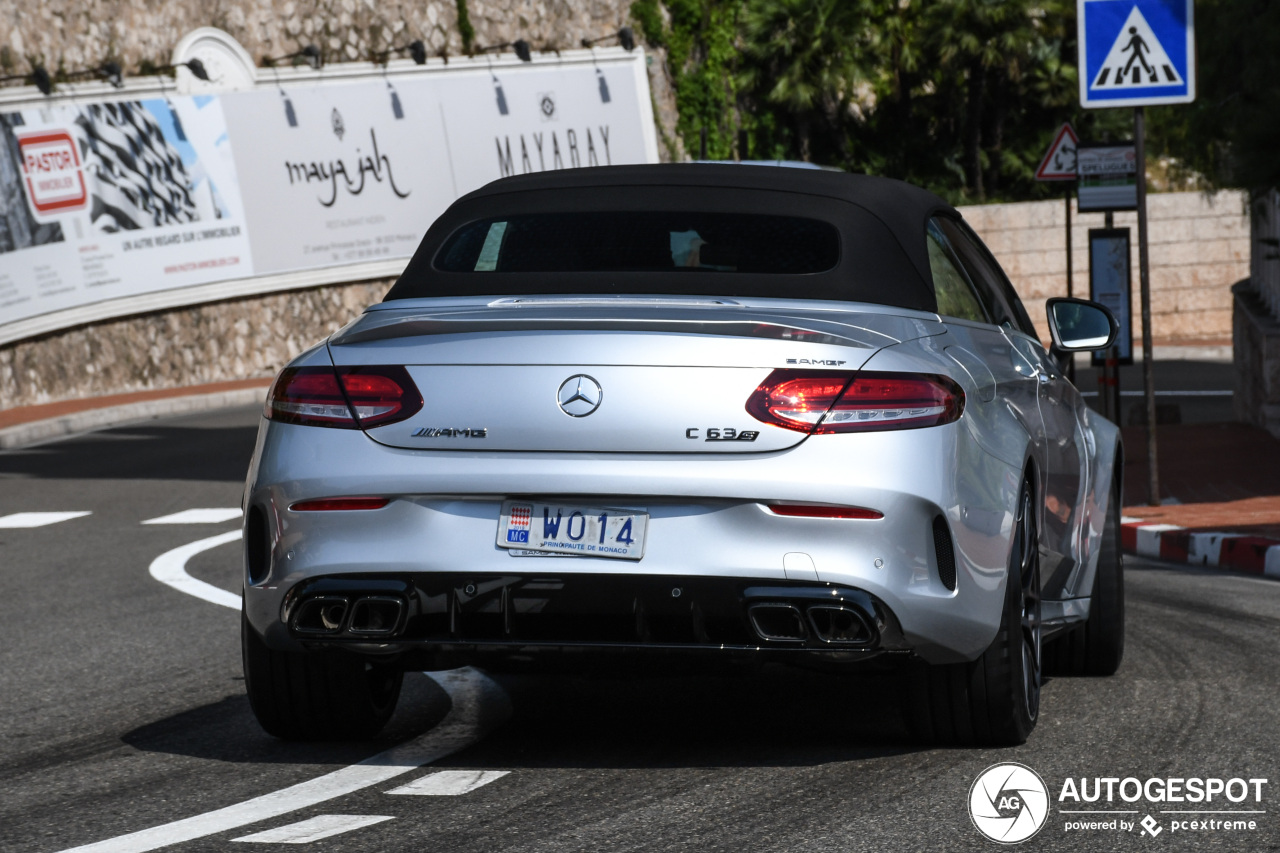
<box><xmin>497</xmin><ymin>500</ymin><xmax>648</xmax><ymax>560</ymax></box>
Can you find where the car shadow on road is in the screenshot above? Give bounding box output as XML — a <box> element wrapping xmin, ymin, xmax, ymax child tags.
<box><xmin>120</xmin><ymin>673</ymin><xmax>452</xmax><ymax>766</ymax></box>
<box><xmin>474</xmin><ymin>666</ymin><xmax>922</xmax><ymax>769</ymax></box>
<box><xmin>120</xmin><ymin>666</ymin><xmax>928</xmax><ymax>771</ymax></box>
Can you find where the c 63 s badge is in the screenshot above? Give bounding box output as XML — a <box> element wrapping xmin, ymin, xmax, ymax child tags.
<box><xmin>686</xmin><ymin>428</ymin><xmax>759</xmax><ymax>442</ymax></box>
<box><xmin>411</xmin><ymin>427</ymin><xmax>487</xmax><ymax>438</ymax></box>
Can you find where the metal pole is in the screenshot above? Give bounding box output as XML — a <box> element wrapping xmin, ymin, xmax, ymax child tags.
<box><xmin>1065</xmin><ymin>189</ymin><xmax>1075</xmax><ymax>384</ymax></box>
<box><xmin>1134</xmin><ymin>107</ymin><xmax>1159</xmax><ymax>505</ymax></box>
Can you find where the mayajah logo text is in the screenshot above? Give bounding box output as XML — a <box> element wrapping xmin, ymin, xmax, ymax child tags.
<box><xmin>285</xmin><ymin>128</ymin><xmax>410</xmax><ymax>207</ymax></box>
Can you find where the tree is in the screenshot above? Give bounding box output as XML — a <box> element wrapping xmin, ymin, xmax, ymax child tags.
<box><xmin>737</xmin><ymin>0</ymin><xmax>879</xmax><ymax>163</ymax></box>
<box><xmin>1148</xmin><ymin>0</ymin><xmax>1280</xmax><ymax>191</ymax></box>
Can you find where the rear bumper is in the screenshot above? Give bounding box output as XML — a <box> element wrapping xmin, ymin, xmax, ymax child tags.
<box><xmin>254</xmin><ymin>572</ymin><xmax>909</xmax><ymax>671</ymax></box>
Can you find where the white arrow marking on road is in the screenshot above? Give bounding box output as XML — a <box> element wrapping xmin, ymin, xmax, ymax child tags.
<box><xmin>386</xmin><ymin>769</ymin><xmax>511</xmax><ymax>796</ymax></box>
<box><xmin>73</xmin><ymin>535</ymin><xmax>512</xmax><ymax>853</ymax></box>
<box><xmin>233</xmin><ymin>814</ymin><xmax>394</xmax><ymax>844</ymax></box>
<box><xmin>147</xmin><ymin>530</ymin><xmax>244</xmax><ymax>610</ymax></box>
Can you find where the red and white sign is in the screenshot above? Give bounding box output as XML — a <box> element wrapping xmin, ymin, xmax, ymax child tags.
<box><xmin>18</xmin><ymin>131</ymin><xmax>88</xmax><ymax>218</ymax></box>
<box><xmin>1034</xmin><ymin>123</ymin><xmax>1079</xmax><ymax>182</ymax></box>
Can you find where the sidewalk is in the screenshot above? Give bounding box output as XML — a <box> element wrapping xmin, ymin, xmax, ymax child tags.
<box><xmin>1120</xmin><ymin>423</ymin><xmax>1280</xmax><ymax>577</ymax></box>
<box><xmin>0</xmin><ymin>378</ymin><xmax>272</xmax><ymax>449</ymax></box>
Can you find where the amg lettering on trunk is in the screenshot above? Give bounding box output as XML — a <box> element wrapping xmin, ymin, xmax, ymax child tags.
<box><xmin>410</xmin><ymin>427</ymin><xmax>488</xmax><ymax>438</ymax></box>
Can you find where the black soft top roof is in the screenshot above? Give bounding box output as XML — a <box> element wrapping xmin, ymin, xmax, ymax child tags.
<box><xmin>385</xmin><ymin>164</ymin><xmax>958</xmax><ymax>312</ymax></box>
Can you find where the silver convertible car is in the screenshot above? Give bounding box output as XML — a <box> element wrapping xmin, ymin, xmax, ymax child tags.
<box><xmin>241</xmin><ymin>165</ymin><xmax>1124</xmax><ymax>746</ymax></box>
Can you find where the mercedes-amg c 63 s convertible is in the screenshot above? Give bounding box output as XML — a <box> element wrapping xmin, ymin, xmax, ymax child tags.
<box><xmin>241</xmin><ymin>164</ymin><xmax>1124</xmax><ymax>746</ymax></box>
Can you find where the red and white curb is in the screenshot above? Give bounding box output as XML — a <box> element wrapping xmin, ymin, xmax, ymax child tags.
<box><xmin>1121</xmin><ymin>516</ymin><xmax>1280</xmax><ymax>578</ymax></box>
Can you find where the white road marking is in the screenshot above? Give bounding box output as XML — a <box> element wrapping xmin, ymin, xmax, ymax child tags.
<box><xmin>0</xmin><ymin>511</ymin><xmax>91</xmax><ymax>528</ymax></box>
<box><xmin>147</xmin><ymin>530</ymin><xmax>243</xmax><ymax>610</ymax></box>
<box><xmin>142</xmin><ymin>508</ymin><xmax>242</xmax><ymax>525</ymax></box>
<box><xmin>55</xmin><ymin>667</ymin><xmax>507</xmax><ymax>853</ymax></box>
<box><xmin>386</xmin><ymin>769</ymin><xmax>510</xmax><ymax>796</ymax></box>
<box><xmin>73</xmin><ymin>535</ymin><xmax>512</xmax><ymax>853</ymax></box>
<box><xmin>232</xmin><ymin>815</ymin><xmax>393</xmax><ymax>844</ymax></box>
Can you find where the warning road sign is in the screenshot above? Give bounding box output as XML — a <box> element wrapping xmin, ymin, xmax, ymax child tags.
<box><xmin>1035</xmin><ymin>123</ymin><xmax>1079</xmax><ymax>181</ymax></box>
<box><xmin>1078</xmin><ymin>0</ymin><xmax>1194</xmax><ymax>108</ymax></box>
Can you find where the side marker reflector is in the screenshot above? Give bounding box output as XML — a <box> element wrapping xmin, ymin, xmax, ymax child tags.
<box><xmin>767</xmin><ymin>504</ymin><xmax>883</xmax><ymax>520</ymax></box>
<box><xmin>290</xmin><ymin>497</ymin><xmax>390</xmax><ymax>512</ymax></box>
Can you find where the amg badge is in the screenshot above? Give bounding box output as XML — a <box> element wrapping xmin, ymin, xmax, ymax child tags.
<box><xmin>786</xmin><ymin>358</ymin><xmax>847</xmax><ymax>366</ymax></box>
<box><xmin>411</xmin><ymin>427</ymin><xmax>488</xmax><ymax>438</ymax></box>
<box><xmin>685</xmin><ymin>428</ymin><xmax>760</xmax><ymax>442</ymax></box>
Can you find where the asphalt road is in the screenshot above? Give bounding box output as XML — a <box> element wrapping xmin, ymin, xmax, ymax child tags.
<box><xmin>1</xmin><ymin>405</ymin><xmax>1277</xmax><ymax>852</ymax></box>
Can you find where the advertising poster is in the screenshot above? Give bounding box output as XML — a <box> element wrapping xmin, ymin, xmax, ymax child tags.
<box><xmin>221</xmin><ymin>59</ymin><xmax>654</xmax><ymax>276</ymax></box>
<box><xmin>0</xmin><ymin>95</ymin><xmax>252</xmax><ymax>327</ymax></box>
<box><xmin>1088</xmin><ymin>227</ymin><xmax>1134</xmax><ymax>364</ymax></box>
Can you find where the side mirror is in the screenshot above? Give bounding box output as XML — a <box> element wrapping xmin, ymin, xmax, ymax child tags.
<box><xmin>1045</xmin><ymin>297</ymin><xmax>1118</xmax><ymax>352</ymax></box>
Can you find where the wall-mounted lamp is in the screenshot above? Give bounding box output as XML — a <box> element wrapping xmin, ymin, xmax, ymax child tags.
<box><xmin>478</xmin><ymin>39</ymin><xmax>532</xmax><ymax>62</ymax></box>
<box><xmin>263</xmin><ymin>44</ymin><xmax>322</xmax><ymax>69</ymax></box>
<box><xmin>58</xmin><ymin>61</ymin><xmax>125</xmax><ymax>88</ymax></box>
<box><xmin>581</xmin><ymin>27</ymin><xmax>636</xmax><ymax>51</ymax></box>
<box><xmin>373</xmin><ymin>39</ymin><xmax>428</xmax><ymax>66</ymax></box>
<box><xmin>150</xmin><ymin>59</ymin><xmax>211</xmax><ymax>81</ymax></box>
<box><xmin>0</xmin><ymin>66</ymin><xmax>53</xmax><ymax>95</ymax></box>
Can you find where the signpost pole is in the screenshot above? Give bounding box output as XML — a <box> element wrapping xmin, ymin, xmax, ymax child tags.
<box><xmin>1134</xmin><ymin>106</ymin><xmax>1159</xmax><ymax>505</ymax></box>
<box><xmin>1065</xmin><ymin>188</ymin><xmax>1075</xmax><ymax>383</ymax></box>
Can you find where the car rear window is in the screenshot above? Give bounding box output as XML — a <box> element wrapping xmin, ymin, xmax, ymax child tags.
<box><xmin>434</xmin><ymin>212</ymin><xmax>840</xmax><ymax>275</ymax></box>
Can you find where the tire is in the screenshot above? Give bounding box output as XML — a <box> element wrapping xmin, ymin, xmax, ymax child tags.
<box><xmin>1044</xmin><ymin>474</ymin><xmax>1125</xmax><ymax>676</ymax></box>
<box><xmin>906</xmin><ymin>479</ymin><xmax>1041</xmax><ymax>746</ymax></box>
<box><xmin>242</xmin><ymin>609</ymin><xmax>403</xmax><ymax>740</ymax></box>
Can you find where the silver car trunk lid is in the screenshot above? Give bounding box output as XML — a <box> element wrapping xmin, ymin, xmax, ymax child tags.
<box><xmin>327</xmin><ymin>299</ymin><xmax>943</xmax><ymax>453</ymax></box>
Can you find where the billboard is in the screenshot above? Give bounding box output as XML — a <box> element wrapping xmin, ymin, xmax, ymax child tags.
<box><xmin>0</xmin><ymin>52</ymin><xmax>658</xmax><ymax>344</ymax></box>
<box><xmin>0</xmin><ymin>96</ymin><xmax>251</xmax><ymax>329</ymax></box>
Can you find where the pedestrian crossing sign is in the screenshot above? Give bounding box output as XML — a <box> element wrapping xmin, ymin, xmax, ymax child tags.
<box><xmin>1078</xmin><ymin>0</ymin><xmax>1194</xmax><ymax>108</ymax></box>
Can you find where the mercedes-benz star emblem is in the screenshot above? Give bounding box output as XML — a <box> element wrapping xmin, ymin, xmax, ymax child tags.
<box><xmin>557</xmin><ymin>374</ymin><xmax>602</xmax><ymax>417</ymax></box>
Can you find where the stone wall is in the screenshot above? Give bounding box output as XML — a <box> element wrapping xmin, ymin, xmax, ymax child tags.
<box><xmin>959</xmin><ymin>190</ymin><xmax>1249</xmax><ymax>346</ymax></box>
<box><xmin>0</xmin><ymin>2</ymin><xmax>683</xmax><ymax>154</ymax></box>
<box><xmin>2</xmin><ymin>0</ymin><xmax>631</xmax><ymax>75</ymax></box>
<box><xmin>0</xmin><ymin>278</ymin><xmax>391</xmax><ymax>409</ymax></box>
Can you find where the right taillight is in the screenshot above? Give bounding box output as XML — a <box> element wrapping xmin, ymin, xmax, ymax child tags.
<box><xmin>265</xmin><ymin>365</ymin><xmax>423</xmax><ymax>429</ymax></box>
<box><xmin>746</xmin><ymin>370</ymin><xmax>963</xmax><ymax>434</ymax></box>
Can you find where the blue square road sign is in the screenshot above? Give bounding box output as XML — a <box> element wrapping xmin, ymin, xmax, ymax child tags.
<box><xmin>1078</xmin><ymin>0</ymin><xmax>1195</xmax><ymax>108</ymax></box>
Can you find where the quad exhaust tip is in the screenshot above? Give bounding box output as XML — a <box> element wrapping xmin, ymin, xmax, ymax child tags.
<box><xmin>747</xmin><ymin>602</ymin><xmax>875</xmax><ymax>646</ymax></box>
<box><xmin>291</xmin><ymin>595</ymin><xmax>405</xmax><ymax>636</ymax></box>
<box><xmin>747</xmin><ymin>603</ymin><xmax>808</xmax><ymax>642</ymax></box>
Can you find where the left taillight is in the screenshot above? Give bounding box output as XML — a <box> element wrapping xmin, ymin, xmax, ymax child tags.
<box><xmin>746</xmin><ymin>369</ymin><xmax>964</xmax><ymax>434</ymax></box>
<box><xmin>265</xmin><ymin>366</ymin><xmax>423</xmax><ymax>429</ymax></box>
